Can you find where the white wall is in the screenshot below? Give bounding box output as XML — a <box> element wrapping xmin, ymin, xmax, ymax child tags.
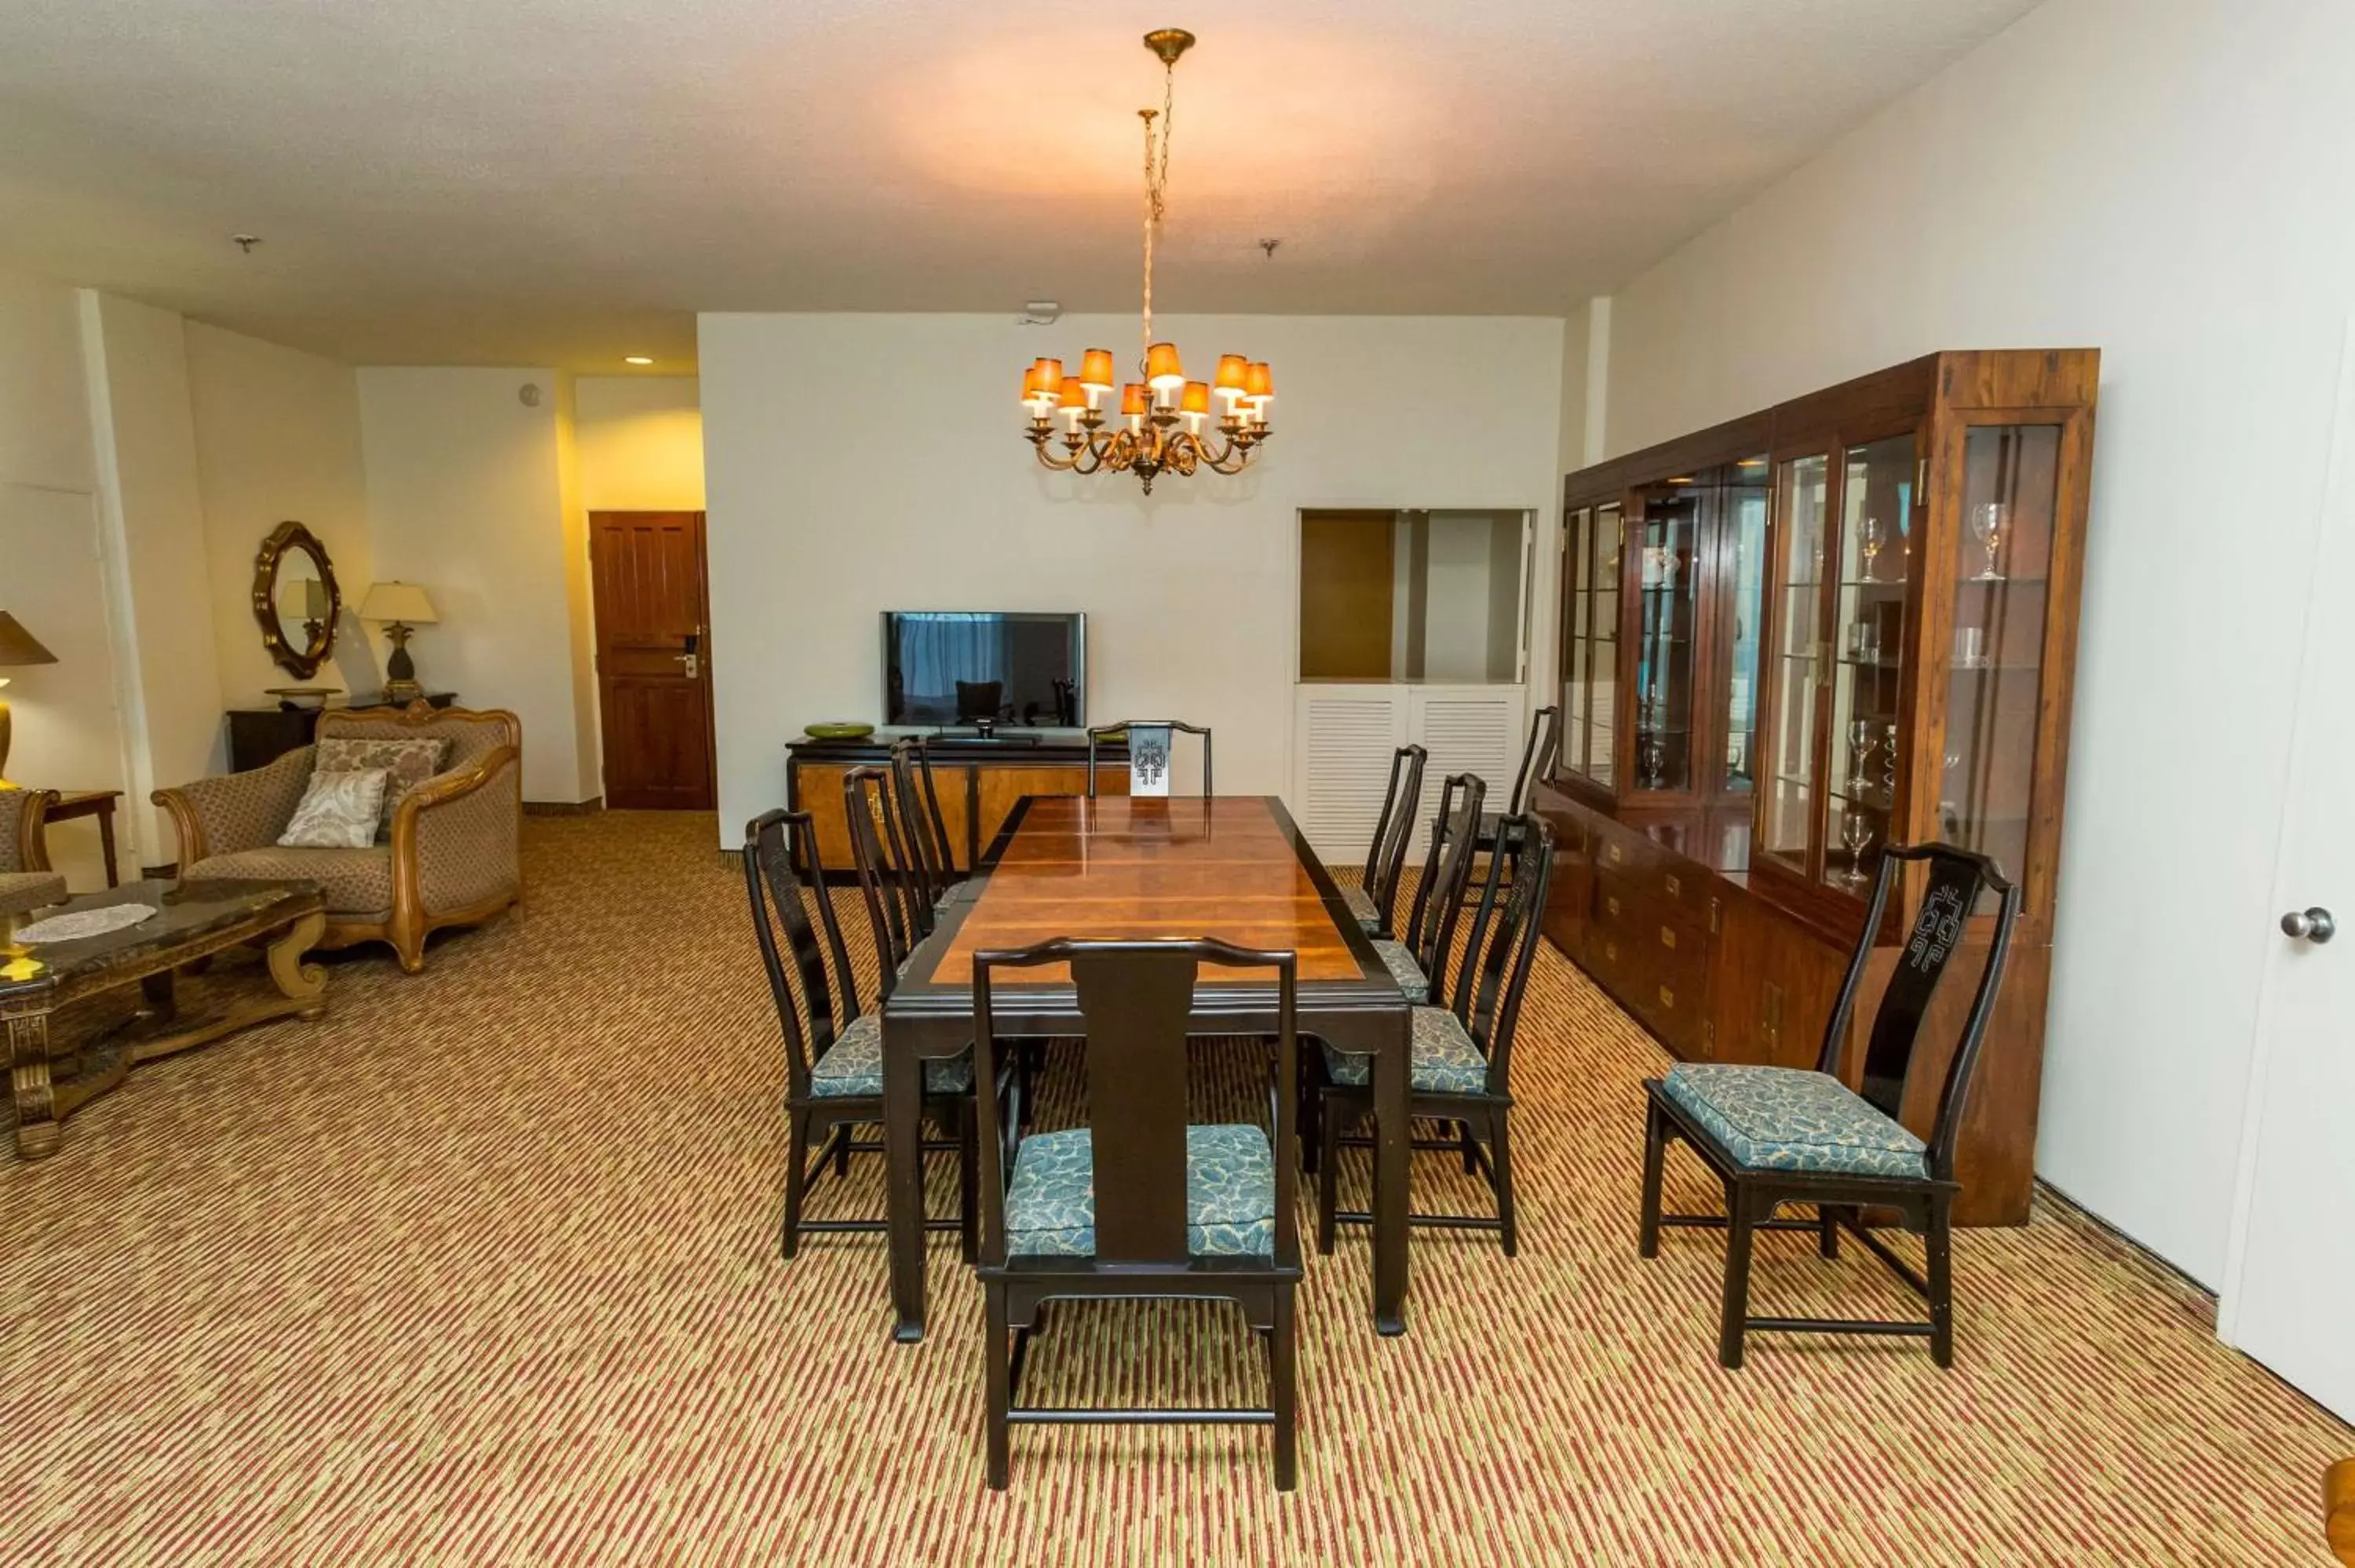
<box><xmin>356</xmin><ymin>368</ymin><xmax>591</xmax><ymax>802</ymax></box>
<box><xmin>575</xmin><ymin>377</ymin><xmax>705</xmax><ymax>511</ymax></box>
<box><xmin>1596</xmin><ymin>0</ymin><xmax>2355</xmax><ymax>1286</ymax></box>
<box><xmin>0</xmin><ymin>272</ymin><xmax>119</xmax><ymax>888</ymax></box>
<box><xmin>184</xmin><ymin>321</ymin><xmax>380</xmax><ymax>706</ymax></box>
<box><xmin>699</xmin><ymin>313</ymin><xmax>1562</xmax><ymax>841</ymax></box>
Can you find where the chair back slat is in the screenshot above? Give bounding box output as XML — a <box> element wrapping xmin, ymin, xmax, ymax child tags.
<box><xmin>1086</xmin><ymin>720</ymin><xmax>1213</xmax><ymax>799</ymax></box>
<box><xmin>1456</xmin><ymin>811</ymin><xmax>1554</xmax><ymax>1092</ymax></box>
<box><xmin>973</xmin><ymin>939</ymin><xmax>1298</xmax><ymax>1271</ymax></box>
<box><xmin>888</xmin><ymin>737</ymin><xmax>956</xmax><ymax>909</ymax></box>
<box><xmin>843</xmin><ymin>764</ymin><xmax>926</xmax><ymax>989</ymax></box>
<box><xmin>1072</xmin><ymin>951</ymin><xmax>1197</xmax><ymax>1262</ymax></box>
<box><xmin>1815</xmin><ymin>841</ymin><xmax>2022</xmax><ymax>1179</ymax></box>
<box><xmin>1400</xmin><ymin>772</ymin><xmax>1488</xmax><ymax>1004</ymax></box>
<box><xmin>1358</xmin><ymin>745</ymin><xmax>1426</xmax><ymax>934</ymax></box>
<box><xmin>743</xmin><ymin>809</ymin><xmax>857</xmax><ymax>1099</ymax></box>
<box><xmin>1506</xmin><ymin>706</ymin><xmax>1563</xmax><ymax>814</ymax></box>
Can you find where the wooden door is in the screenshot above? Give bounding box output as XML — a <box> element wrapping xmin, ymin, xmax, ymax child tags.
<box><xmin>590</xmin><ymin>511</ymin><xmax>716</xmax><ymax>810</ymax></box>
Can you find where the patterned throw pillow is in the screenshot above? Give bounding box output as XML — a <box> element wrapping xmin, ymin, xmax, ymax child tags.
<box><xmin>315</xmin><ymin>736</ymin><xmax>448</xmax><ymax>841</ymax></box>
<box><xmin>278</xmin><ymin>768</ymin><xmax>391</xmax><ymax>850</ymax></box>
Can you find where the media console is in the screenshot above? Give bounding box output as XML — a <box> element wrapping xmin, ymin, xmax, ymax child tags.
<box><xmin>784</xmin><ymin>728</ymin><xmax>1128</xmax><ymax>876</ymax></box>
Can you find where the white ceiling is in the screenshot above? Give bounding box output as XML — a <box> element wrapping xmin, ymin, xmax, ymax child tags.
<box><xmin>0</xmin><ymin>0</ymin><xmax>2044</xmax><ymax>370</ymax></box>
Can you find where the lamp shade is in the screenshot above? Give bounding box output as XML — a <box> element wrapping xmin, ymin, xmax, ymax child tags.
<box><xmin>1079</xmin><ymin>349</ymin><xmax>1116</xmax><ymax>392</ymax></box>
<box><xmin>1119</xmin><ymin>383</ymin><xmax>1149</xmax><ymax>417</ymax></box>
<box><xmin>359</xmin><ymin>582</ymin><xmax>439</xmax><ymax>625</ymax></box>
<box><xmin>1144</xmin><ymin>342</ymin><xmax>1185</xmax><ymax>390</ymax></box>
<box><xmin>0</xmin><ymin>612</ymin><xmax>57</xmax><ymax>667</ymax></box>
<box><xmin>1179</xmin><ymin>380</ymin><xmax>1211</xmax><ymax>416</ymax></box>
<box><xmin>1213</xmin><ymin>354</ymin><xmax>1249</xmax><ymax>393</ymax></box>
<box><xmin>1243</xmin><ymin>361</ymin><xmax>1273</xmax><ymax>400</ymax></box>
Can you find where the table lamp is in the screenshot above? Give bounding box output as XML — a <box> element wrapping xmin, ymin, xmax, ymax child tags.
<box><xmin>0</xmin><ymin>611</ymin><xmax>59</xmax><ymax>786</ymax></box>
<box><xmin>359</xmin><ymin>582</ymin><xmax>440</xmax><ymax>705</ymax></box>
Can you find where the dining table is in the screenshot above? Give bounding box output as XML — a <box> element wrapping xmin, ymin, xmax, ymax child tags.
<box><xmin>878</xmin><ymin>793</ymin><xmax>1415</xmax><ymax>1341</ymax></box>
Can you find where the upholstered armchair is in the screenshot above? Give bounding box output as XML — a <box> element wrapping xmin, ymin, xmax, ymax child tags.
<box><xmin>154</xmin><ymin>704</ymin><xmax>522</xmax><ymax>972</ymax></box>
<box><xmin>0</xmin><ymin>786</ymin><xmax>66</xmax><ymax>917</ymax></box>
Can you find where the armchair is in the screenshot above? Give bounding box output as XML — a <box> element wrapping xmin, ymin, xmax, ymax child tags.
<box><xmin>0</xmin><ymin>786</ymin><xmax>66</xmax><ymax>917</ymax></box>
<box><xmin>154</xmin><ymin>703</ymin><xmax>521</xmax><ymax>972</ymax></box>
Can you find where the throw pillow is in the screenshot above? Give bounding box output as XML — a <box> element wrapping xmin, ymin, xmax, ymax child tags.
<box><xmin>278</xmin><ymin>768</ymin><xmax>391</xmax><ymax>850</ymax></box>
<box><xmin>315</xmin><ymin>736</ymin><xmax>448</xmax><ymax>840</ymax></box>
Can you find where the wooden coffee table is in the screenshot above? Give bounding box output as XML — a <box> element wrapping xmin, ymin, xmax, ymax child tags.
<box><xmin>2</xmin><ymin>878</ymin><xmax>328</xmax><ymax>1159</ymax></box>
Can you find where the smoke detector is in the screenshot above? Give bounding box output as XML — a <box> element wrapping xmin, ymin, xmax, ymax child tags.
<box><xmin>1020</xmin><ymin>300</ymin><xmax>1062</xmax><ymax>326</ymax></box>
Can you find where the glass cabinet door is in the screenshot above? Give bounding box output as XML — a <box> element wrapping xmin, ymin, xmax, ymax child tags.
<box><xmin>1632</xmin><ymin>487</ymin><xmax>1699</xmax><ymax>791</ymax></box>
<box><xmin>1586</xmin><ymin>503</ymin><xmax>1622</xmax><ymax>787</ymax></box>
<box><xmin>1824</xmin><ymin>433</ymin><xmax>1917</xmax><ymax>893</ymax></box>
<box><xmin>1762</xmin><ymin>454</ymin><xmax>1829</xmax><ymax>874</ymax></box>
<box><xmin>1562</xmin><ymin>505</ymin><xmax>1590</xmax><ymax>775</ymax></box>
<box><xmin>1940</xmin><ymin>423</ymin><xmax>2061</xmax><ymax>908</ymax></box>
<box><xmin>1720</xmin><ymin>458</ymin><xmax>1769</xmax><ymax>797</ymax></box>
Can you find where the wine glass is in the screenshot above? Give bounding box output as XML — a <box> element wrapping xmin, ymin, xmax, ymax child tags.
<box><xmin>1846</xmin><ymin>718</ymin><xmax>1873</xmax><ymax>791</ymax></box>
<box><xmin>1840</xmin><ymin>806</ymin><xmax>1875</xmax><ymax>888</ymax></box>
<box><xmin>1859</xmin><ymin>515</ymin><xmax>1885</xmax><ymax>582</ymax></box>
<box><xmin>1971</xmin><ymin>502</ymin><xmax>2008</xmax><ymax>581</ymax></box>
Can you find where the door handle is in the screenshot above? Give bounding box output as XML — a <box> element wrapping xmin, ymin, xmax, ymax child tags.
<box><xmin>2280</xmin><ymin>906</ymin><xmax>2336</xmax><ymax>943</ymax></box>
<box><xmin>674</xmin><ymin>651</ymin><xmax>700</xmax><ymax>679</ymax></box>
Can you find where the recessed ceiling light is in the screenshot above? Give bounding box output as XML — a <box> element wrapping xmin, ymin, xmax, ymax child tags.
<box><xmin>624</xmin><ymin>356</ymin><xmax>654</xmax><ymax>366</ymax></box>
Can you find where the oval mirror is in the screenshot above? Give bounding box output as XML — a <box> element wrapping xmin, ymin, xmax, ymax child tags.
<box><xmin>250</xmin><ymin>521</ymin><xmax>341</xmax><ymax>679</ymax></box>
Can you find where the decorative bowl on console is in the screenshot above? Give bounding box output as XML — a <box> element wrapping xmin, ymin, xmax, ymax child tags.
<box><xmin>804</xmin><ymin>722</ymin><xmax>876</xmax><ymax>740</ymax></box>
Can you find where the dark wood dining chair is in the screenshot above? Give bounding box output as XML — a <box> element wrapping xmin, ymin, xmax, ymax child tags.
<box><xmin>1086</xmin><ymin>720</ymin><xmax>1212</xmax><ymax>797</ymax></box>
<box><xmin>974</xmin><ymin>938</ymin><xmax>1302</xmax><ymax>1491</ymax></box>
<box><xmin>888</xmin><ymin>737</ymin><xmax>960</xmax><ymax>912</ymax></box>
<box><xmin>1367</xmin><ymin>771</ymin><xmax>1488</xmax><ymax>1006</ymax></box>
<box><xmin>1638</xmin><ymin>842</ymin><xmax>2022</xmax><ymax>1369</ymax></box>
<box><xmin>743</xmin><ymin>808</ymin><xmax>988</xmax><ymax>1262</ymax></box>
<box><xmin>1476</xmin><ymin>704</ymin><xmax>1561</xmax><ymax>854</ymax></box>
<box><xmin>1316</xmin><ymin>811</ymin><xmax>1552</xmax><ymax>1257</ymax></box>
<box><xmin>1338</xmin><ymin>745</ymin><xmax>1426</xmax><ymax>938</ymax></box>
<box><xmin>842</xmin><ymin>764</ymin><xmax>933</xmax><ymax>994</ymax></box>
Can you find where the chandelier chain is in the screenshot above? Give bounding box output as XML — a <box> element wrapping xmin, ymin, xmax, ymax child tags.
<box><xmin>1140</xmin><ymin>59</ymin><xmax>1174</xmax><ymax>361</ymax></box>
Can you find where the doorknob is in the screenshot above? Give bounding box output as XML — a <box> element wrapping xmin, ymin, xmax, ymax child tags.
<box><xmin>2280</xmin><ymin>906</ymin><xmax>2336</xmax><ymax>943</ymax></box>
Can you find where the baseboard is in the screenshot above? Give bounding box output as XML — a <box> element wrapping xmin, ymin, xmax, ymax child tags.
<box><xmin>524</xmin><ymin>797</ymin><xmax>604</xmax><ymax>816</ymax></box>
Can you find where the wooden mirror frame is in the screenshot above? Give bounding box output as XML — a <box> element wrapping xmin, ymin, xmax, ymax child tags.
<box><xmin>250</xmin><ymin>520</ymin><xmax>342</xmax><ymax>680</ymax></box>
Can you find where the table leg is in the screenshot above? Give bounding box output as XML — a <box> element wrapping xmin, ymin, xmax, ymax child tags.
<box><xmin>267</xmin><ymin>910</ymin><xmax>330</xmax><ymax>1017</ymax></box>
<box><xmin>9</xmin><ymin>1012</ymin><xmax>58</xmax><ymax>1160</ymax></box>
<box><xmin>97</xmin><ymin>804</ymin><xmax>119</xmax><ymax>888</ymax></box>
<box><xmin>882</xmin><ymin>1019</ymin><xmax>929</xmax><ymax>1343</ymax></box>
<box><xmin>1370</xmin><ymin>1006</ymin><xmax>1412</xmax><ymax>1336</ymax></box>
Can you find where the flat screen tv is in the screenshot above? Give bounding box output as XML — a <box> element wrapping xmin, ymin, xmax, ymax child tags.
<box><xmin>882</xmin><ymin>611</ymin><xmax>1086</xmax><ymax>728</ymax></box>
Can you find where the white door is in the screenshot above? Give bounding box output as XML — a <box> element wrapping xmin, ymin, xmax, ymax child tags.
<box><xmin>1291</xmin><ymin>686</ymin><xmax>1410</xmax><ymax>863</ymax></box>
<box><xmin>2219</xmin><ymin>323</ymin><xmax>2355</xmax><ymax>1422</ymax></box>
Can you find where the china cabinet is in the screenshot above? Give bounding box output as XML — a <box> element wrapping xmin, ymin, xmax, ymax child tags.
<box><xmin>1539</xmin><ymin>349</ymin><xmax>2097</xmax><ymax>1223</ymax></box>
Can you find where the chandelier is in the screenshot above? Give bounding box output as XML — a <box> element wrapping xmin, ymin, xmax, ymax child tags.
<box><xmin>1018</xmin><ymin>28</ymin><xmax>1273</xmax><ymax>495</ymax></box>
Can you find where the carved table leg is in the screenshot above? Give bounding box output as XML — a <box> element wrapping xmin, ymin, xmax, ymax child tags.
<box><xmin>9</xmin><ymin>1011</ymin><xmax>59</xmax><ymax>1160</ymax></box>
<box><xmin>267</xmin><ymin>910</ymin><xmax>330</xmax><ymax>1019</ymax></box>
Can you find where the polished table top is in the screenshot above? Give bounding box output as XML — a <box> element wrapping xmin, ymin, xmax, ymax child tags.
<box><xmin>922</xmin><ymin>795</ymin><xmax>1372</xmax><ymax>988</ymax></box>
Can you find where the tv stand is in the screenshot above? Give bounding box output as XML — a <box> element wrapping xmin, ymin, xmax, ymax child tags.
<box><xmin>786</xmin><ymin>729</ymin><xmax>1128</xmax><ymax>876</ymax></box>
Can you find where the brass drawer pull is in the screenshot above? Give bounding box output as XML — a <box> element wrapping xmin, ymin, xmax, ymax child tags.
<box><xmin>1604</xmin><ymin>940</ymin><xmax>1619</xmax><ymax>963</ymax></box>
<box><xmin>1659</xmin><ymin>925</ymin><xmax>1677</xmax><ymax>950</ymax></box>
<box><xmin>1605</xmin><ymin>895</ymin><xmax>1620</xmax><ymax>918</ymax></box>
<box><xmin>1664</xmin><ymin>873</ymin><xmax>1681</xmax><ymax>899</ymax></box>
<box><xmin>1607</xmin><ymin>843</ymin><xmax>1624</xmax><ymax>865</ymax></box>
<box><xmin>1658</xmin><ymin>984</ymin><xmax>1675</xmax><ymax>1009</ymax></box>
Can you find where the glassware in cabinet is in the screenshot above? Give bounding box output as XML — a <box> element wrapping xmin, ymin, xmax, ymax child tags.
<box><xmin>1762</xmin><ymin>453</ymin><xmax>1829</xmax><ymax>875</ymax></box>
<box><xmin>1824</xmin><ymin>433</ymin><xmax>1917</xmax><ymax>892</ymax></box>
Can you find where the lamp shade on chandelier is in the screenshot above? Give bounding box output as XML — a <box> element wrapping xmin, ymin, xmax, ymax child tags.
<box><xmin>1020</xmin><ymin>30</ymin><xmax>1273</xmax><ymax>494</ymax></box>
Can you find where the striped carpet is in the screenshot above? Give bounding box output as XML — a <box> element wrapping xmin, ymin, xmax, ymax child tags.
<box><xmin>1</xmin><ymin>809</ymin><xmax>2343</xmax><ymax>1565</ymax></box>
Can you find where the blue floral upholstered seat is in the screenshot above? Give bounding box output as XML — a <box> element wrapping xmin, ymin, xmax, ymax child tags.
<box><xmin>1369</xmin><ymin>938</ymin><xmax>1429</xmax><ymax>1004</ymax></box>
<box><xmin>1658</xmin><ymin>1063</ymin><xmax>1926</xmax><ymax>1179</ymax></box>
<box><xmin>1002</xmin><ymin>1124</ymin><xmax>1277</xmax><ymax>1258</ymax></box>
<box><xmin>1339</xmin><ymin>884</ymin><xmax>1381</xmax><ymax>932</ymax></box>
<box><xmin>1323</xmin><ymin>1005</ymin><xmax>1488</xmax><ymax>1094</ymax></box>
<box><xmin>808</xmin><ymin>1014</ymin><xmax>974</xmax><ymax>1097</ymax></box>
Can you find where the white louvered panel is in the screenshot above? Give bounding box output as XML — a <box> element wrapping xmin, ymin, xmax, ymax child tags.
<box><xmin>1408</xmin><ymin>685</ymin><xmax>1528</xmax><ymax>856</ymax></box>
<box><xmin>1290</xmin><ymin>688</ymin><xmax>1409</xmax><ymax>863</ymax></box>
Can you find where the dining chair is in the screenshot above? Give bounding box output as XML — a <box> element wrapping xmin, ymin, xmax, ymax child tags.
<box><xmin>1476</xmin><ymin>704</ymin><xmax>1561</xmax><ymax>854</ymax></box>
<box><xmin>1086</xmin><ymin>720</ymin><xmax>1212</xmax><ymax>799</ymax></box>
<box><xmin>1638</xmin><ymin>842</ymin><xmax>2021</xmax><ymax>1369</ymax></box>
<box><xmin>888</xmin><ymin>737</ymin><xmax>960</xmax><ymax>911</ymax></box>
<box><xmin>842</xmin><ymin>764</ymin><xmax>933</xmax><ymax>994</ymax></box>
<box><xmin>743</xmin><ymin>808</ymin><xmax>988</xmax><ymax>1261</ymax></box>
<box><xmin>974</xmin><ymin>938</ymin><xmax>1302</xmax><ymax>1491</ymax></box>
<box><xmin>1316</xmin><ymin>811</ymin><xmax>1552</xmax><ymax>1257</ymax></box>
<box><xmin>1368</xmin><ymin>771</ymin><xmax>1487</xmax><ymax>1006</ymax></box>
<box><xmin>1338</xmin><ymin>745</ymin><xmax>1426</xmax><ymax>938</ymax></box>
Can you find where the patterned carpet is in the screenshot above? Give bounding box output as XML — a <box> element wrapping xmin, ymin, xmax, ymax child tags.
<box><xmin>1</xmin><ymin>810</ymin><xmax>2344</xmax><ymax>1565</ymax></box>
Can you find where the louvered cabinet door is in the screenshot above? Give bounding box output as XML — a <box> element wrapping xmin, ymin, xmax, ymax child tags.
<box><xmin>1408</xmin><ymin>685</ymin><xmax>1528</xmax><ymax>856</ymax></box>
<box><xmin>1290</xmin><ymin>687</ymin><xmax>1411</xmax><ymax>865</ymax></box>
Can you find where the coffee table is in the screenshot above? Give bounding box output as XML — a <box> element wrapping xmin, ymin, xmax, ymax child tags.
<box><xmin>2</xmin><ymin>878</ymin><xmax>328</xmax><ymax>1159</ymax></box>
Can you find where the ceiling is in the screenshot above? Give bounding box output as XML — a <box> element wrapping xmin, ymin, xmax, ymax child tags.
<box><xmin>0</xmin><ymin>0</ymin><xmax>2045</xmax><ymax>370</ymax></box>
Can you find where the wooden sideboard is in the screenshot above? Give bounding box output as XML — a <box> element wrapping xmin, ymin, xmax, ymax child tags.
<box><xmin>1543</xmin><ymin>350</ymin><xmax>2098</xmax><ymax>1227</ymax></box>
<box><xmin>784</xmin><ymin>730</ymin><xmax>1129</xmax><ymax>876</ymax></box>
<box><xmin>226</xmin><ymin>692</ymin><xmax>458</xmax><ymax>771</ymax></box>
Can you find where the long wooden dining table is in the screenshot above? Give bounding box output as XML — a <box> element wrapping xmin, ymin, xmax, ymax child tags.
<box><xmin>878</xmin><ymin>793</ymin><xmax>1415</xmax><ymax>1341</ymax></box>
